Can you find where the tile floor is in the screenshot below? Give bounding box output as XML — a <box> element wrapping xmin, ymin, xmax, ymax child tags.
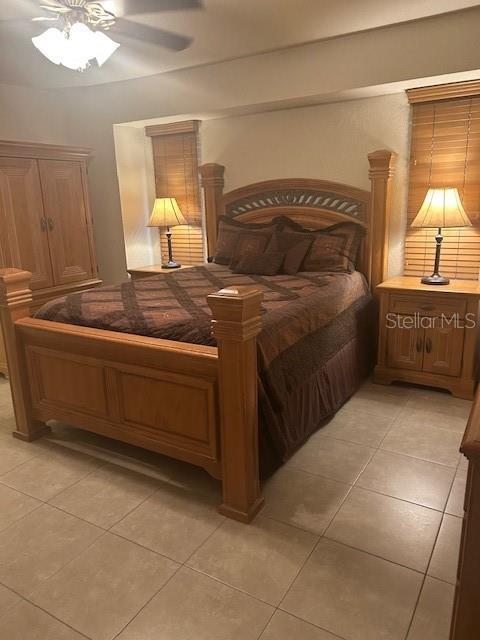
<box><xmin>0</xmin><ymin>377</ymin><xmax>468</xmax><ymax>640</ymax></box>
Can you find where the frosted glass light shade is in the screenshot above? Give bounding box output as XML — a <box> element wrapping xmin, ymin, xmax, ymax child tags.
<box><xmin>32</xmin><ymin>28</ymin><xmax>66</xmax><ymax>65</ymax></box>
<box><xmin>32</xmin><ymin>22</ymin><xmax>120</xmax><ymax>71</ymax></box>
<box><xmin>61</xmin><ymin>23</ymin><xmax>94</xmax><ymax>70</ymax></box>
<box><xmin>94</xmin><ymin>30</ymin><xmax>120</xmax><ymax>66</ymax></box>
<box><xmin>411</xmin><ymin>187</ymin><xmax>472</xmax><ymax>229</ymax></box>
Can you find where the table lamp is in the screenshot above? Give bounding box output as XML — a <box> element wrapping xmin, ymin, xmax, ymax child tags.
<box><xmin>410</xmin><ymin>187</ymin><xmax>472</xmax><ymax>285</ymax></box>
<box><xmin>148</xmin><ymin>197</ymin><xmax>187</xmax><ymax>269</ymax></box>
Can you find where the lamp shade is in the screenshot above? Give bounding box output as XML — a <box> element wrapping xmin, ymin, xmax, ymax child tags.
<box><xmin>148</xmin><ymin>197</ymin><xmax>187</xmax><ymax>228</ymax></box>
<box><xmin>411</xmin><ymin>187</ymin><xmax>472</xmax><ymax>229</ymax></box>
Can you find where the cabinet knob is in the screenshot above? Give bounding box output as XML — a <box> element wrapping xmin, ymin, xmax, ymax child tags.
<box><xmin>40</xmin><ymin>218</ymin><xmax>47</xmax><ymax>232</ymax></box>
<box><xmin>416</xmin><ymin>337</ymin><xmax>423</xmax><ymax>352</ymax></box>
<box><xmin>425</xmin><ymin>337</ymin><xmax>432</xmax><ymax>353</ymax></box>
<box><xmin>47</xmin><ymin>217</ymin><xmax>54</xmax><ymax>231</ymax></box>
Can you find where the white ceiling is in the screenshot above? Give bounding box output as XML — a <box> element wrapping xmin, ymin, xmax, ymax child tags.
<box><xmin>0</xmin><ymin>0</ymin><xmax>479</xmax><ymax>89</ymax></box>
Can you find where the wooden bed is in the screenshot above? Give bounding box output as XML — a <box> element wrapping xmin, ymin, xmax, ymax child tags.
<box><xmin>0</xmin><ymin>149</ymin><xmax>396</xmax><ymax>523</ymax></box>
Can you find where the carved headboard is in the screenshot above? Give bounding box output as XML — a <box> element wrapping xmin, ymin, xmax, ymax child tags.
<box><xmin>199</xmin><ymin>150</ymin><xmax>396</xmax><ymax>290</ymax></box>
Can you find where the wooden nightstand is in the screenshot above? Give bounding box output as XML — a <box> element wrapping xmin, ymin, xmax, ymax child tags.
<box><xmin>127</xmin><ymin>264</ymin><xmax>194</xmax><ymax>280</ymax></box>
<box><xmin>374</xmin><ymin>276</ymin><xmax>480</xmax><ymax>399</ymax></box>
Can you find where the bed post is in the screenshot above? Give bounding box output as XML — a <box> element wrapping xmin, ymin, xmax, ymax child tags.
<box><xmin>0</xmin><ymin>268</ymin><xmax>48</xmax><ymax>441</ymax></box>
<box><xmin>367</xmin><ymin>150</ymin><xmax>397</xmax><ymax>291</ymax></box>
<box><xmin>207</xmin><ymin>286</ymin><xmax>264</xmax><ymax>523</ymax></box>
<box><xmin>199</xmin><ymin>163</ymin><xmax>225</xmax><ymax>258</ymax></box>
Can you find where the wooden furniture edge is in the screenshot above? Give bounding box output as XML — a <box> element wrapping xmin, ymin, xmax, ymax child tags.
<box><xmin>451</xmin><ymin>388</ymin><xmax>480</xmax><ymax>639</ymax></box>
<box><xmin>199</xmin><ymin>149</ymin><xmax>396</xmax><ymax>292</ymax></box>
<box><xmin>461</xmin><ymin>389</ymin><xmax>480</xmax><ymax>458</ymax></box>
<box><xmin>374</xmin><ymin>365</ymin><xmax>476</xmax><ymax>400</ymax></box>
<box><xmin>207</xmin><ymin>286</ymin><xmax>264</xmax><ymax>522</ymax></box>
<box><xmin>0</xmin><ymin>269</ymin><xmax>49</xmax><ymax>440</ymax></box>
<box><xmin>367</xmin><ymin>149</ymin><xmax>397</xmax><ymax>291</ymax></box>
<box><xmin>199</xmin><ymin>163</ymin><xmax>225</xmax><ymax>258</ymax></box>
<box><xmin>376</xmin><ymin>276</ymin><xmax>480</xmax><ymax>295</ymax></box>
<box><xmin>0</xmin><ymin>140</ymin><xmax>92</xmax><ymax>161</ymax></box>
<box><xmin>0</xmin><ymin>268</ymin><xmax>265</xmax><ymax>523</ymax></box>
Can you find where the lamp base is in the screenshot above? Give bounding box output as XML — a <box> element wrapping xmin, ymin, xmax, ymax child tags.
<box><xmin>162</xmin><ymin>260</ymin><xmax>181</xmax><ymax>269</ymax></box>
<box><xmin>421</xmin><ymin>274</ymin><xmax>450</xmax><ymax>285</ymax></box>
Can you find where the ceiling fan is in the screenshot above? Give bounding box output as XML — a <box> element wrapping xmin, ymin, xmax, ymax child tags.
<box><xmin>2</xmin><ymin>0</ymin><xmax>202</xmax><ymax>71</ymax></box>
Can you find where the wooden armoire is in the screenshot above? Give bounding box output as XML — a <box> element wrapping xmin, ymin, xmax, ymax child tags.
<box><xmin>0</xmin><ymin>141</ymin><xmax>101</xmax><ymax>374</ymax></box>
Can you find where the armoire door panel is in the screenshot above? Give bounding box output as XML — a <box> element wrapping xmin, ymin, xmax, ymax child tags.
<box><xmin>423</xmin><ymin>325</ymin><xmax>464</xmax><ymax>377</ymax></box>
<box><xmin>0</xmin><ymin>157</ymin><xmax>53</xmax><ymax>289</ymax></box>
<box><xmin>387</xmin><ymin>318</ymin><xmax>424</xmax><ymax>371</ymax></box>
<box><xmin>39</xmin><ymin>160</ymin><xmax>94</xmax><ymax>286</ymax></box>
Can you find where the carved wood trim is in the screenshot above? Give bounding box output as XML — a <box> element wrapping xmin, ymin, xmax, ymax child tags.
<box><xmin>145</xmin><ymin>120</ymin><xmax>200</xmax><ymax>137</ymax></box>
<box><xmin>223</xmin><ymin>179</ymin><xmax>369</xmax><ymax>222</ymax></box>
<box><xmin>407</xmin><ymin>79</ymin><xmax>480</xmax><ymax>104</ymax></box>
<box><xmin>0</xmin><ymin>140</ymin><xmax>91</xmax><ymax>161</ymax></box>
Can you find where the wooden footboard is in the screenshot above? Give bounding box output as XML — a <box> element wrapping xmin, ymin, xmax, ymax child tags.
<box><xmin>0</xmin><ymin>268</ymin><xmax>264</xmax><ymax>523</ymax></box>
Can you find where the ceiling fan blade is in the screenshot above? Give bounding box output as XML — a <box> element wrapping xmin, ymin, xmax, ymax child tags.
<box><xmin>104</xmin><ymin>0</ymin><xmax>202</xmax><ymax>16</ymax></box>
<box><xmin>0</xmin><ymin>18</ymin><xmax>43</xmax><ymax>39</ymax></box>
<box><xmin>111</xmin><ymin>18</ymin><xmax>192</xmax><ymax>51</ymax></box>
<box><xmin>0</xmin><ymin>0</ymin><xmax>55</xmax><ymax>22</ymax></box>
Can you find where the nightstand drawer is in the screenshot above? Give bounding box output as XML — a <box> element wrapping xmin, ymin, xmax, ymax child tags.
<box><xmin>389</xmin><ymin>293</ymin><xmax>466</xmax><ymax>318</ymax></box>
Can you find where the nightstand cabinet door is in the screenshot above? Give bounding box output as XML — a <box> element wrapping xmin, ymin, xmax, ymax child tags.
<box><xmin>423</xmin><ymin>325</ymin><xmax>464</xmax><ymax>377</ymax></box>
<box><xmin>387</xmin><ymin>320</ymin><xmax>424</xmax><ymax>371</ymax></box>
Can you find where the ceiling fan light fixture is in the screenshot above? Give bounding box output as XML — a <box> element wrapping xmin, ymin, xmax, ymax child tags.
<box><xmin>32</xmin><ymin>21</ymin><xmax>120</xmax><ymax>71</ymax></box>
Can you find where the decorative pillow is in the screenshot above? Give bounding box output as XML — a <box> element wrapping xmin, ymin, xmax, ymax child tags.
<box><xmin>282</xmin><ymin>221</ymin><xmax>364</xmax><ymax>272</ymax></box>
<box><xmin>229</xmin><ymin>232</ymin><xmax>274</xmax><ymax>269</ymax></box>
<box><xmin>267</xmin><ymin>231</ymin><xmax>313</xmax><ymax>275</ymax></box>
<box><xmin>231</xmin><ymin>251</ymin><xmax>286</xmax><ymax>276</ymax></box>
<box><xmin>213</xmin><ymin>216</ymin><xmax>277</xmax><ymax>265</ymax></box>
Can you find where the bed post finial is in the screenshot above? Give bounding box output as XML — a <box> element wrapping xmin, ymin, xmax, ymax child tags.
<box><xmin>207</xmin><ymin>286</ymin><xmax>264</xmax><ymax>523</ymax></box>
<box><xmin>199</xmin><ymin>163</ymin><xmax>225</xmax><ymax>258</ymax></box>
<box><xmin>368</xmin><ymin>149</ymin><xmax>397</xmax><ymax>291</ymax></box>
<box><xmin>0</xmin><ymin>268</ymin><xmax>48</xmax><ymax>441</ymax></box>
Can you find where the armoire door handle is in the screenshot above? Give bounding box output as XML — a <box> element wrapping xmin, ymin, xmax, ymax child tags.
<box><xmin>40</xmin><ymin>218</ymin><xmax>47</xmax><ymax>232</ymax></box>
<box><xmin>425</xmin><ymin>337</ymin><xmax>432</xmax><ymax>354</ymax></box>
<box><xmin>416</xmin><ymin>337</ymin><xmax>423</xmax><ymax>353</ymax></box>
<box><xmin>47</xmin><ymin>217</ymin><xmax>54</xmax><ymax>231</ymax></box>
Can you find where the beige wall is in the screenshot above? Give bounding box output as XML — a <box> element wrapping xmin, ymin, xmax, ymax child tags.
<box><xmin>201</xmin><ymin>94</ymin><xmax>410</xmax><ymax>276</ymax></box>
<box><xmin>113</xmin><ymin>124</ymin><xmax>160</xmax><ymax>269</ymax></box>
<box><xmin>0</xmin><ymin>83</ymin><xmax>68</xmax><ymax>143</ymax></box>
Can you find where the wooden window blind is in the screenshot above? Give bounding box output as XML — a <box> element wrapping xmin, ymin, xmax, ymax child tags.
<box><xmin>405</xmin><ymin>87</ymin><xmax>480</xmax><ymax>280</ymax></box>
<box><xmin>147</xmin><ymin>120</ymin><xmax>204</xmax><ymax>265</ymax></box>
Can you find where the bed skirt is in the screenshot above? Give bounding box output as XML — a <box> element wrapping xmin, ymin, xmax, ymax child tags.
<box><xmin>259</xmin><ymin>300</ymin><xmax>374</xmax><ymax>477</ymax></box>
